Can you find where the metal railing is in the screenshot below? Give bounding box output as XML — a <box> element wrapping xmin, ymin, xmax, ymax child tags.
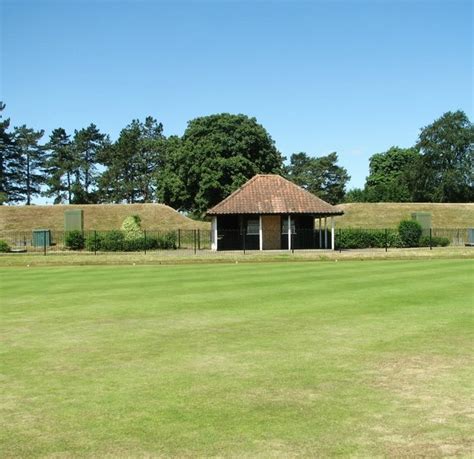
<box><xmin>0</xmin><ymin>226</ymin><xmax>471</xmax><ymax>255</ymax></box>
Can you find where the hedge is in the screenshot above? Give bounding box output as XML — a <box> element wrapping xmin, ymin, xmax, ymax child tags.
<box><xmin>336</xmin><ymin>228</ymin><xmax>402</xmax><ymax>250</ymax></box>
<box><xmin>85</xmin><ymin>230</ymin><xmax>177</xmax><ymax>252</ymax></box>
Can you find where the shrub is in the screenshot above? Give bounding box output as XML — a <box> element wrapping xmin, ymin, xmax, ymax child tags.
<box><xmin>83</xmin><ymin>230</ymin><xmax>178</xmax><ymax>252</ymax></box>
<box><xmin>121</xmin><ymin>215</ymin><xmax>143</xmax><ymax>241</ymax></box>
<box><xmin>0</xmin><ymin>239</ymin><xmax>10</xmax><ymax>253</ymax></box>
<box><xmin>65</xmin><ymin>230</ymin><xmax>85</xmax><ymax>250</ymax></box>
<box><xmin>85</xmin><ymin>232</ymin><xmax>104</xmax><ymax>252</ymax></box>
<box><xmin>101</xmin><ymin>230</ymin><xmax>125</xmax><ymax>251</ymax></box>
<box><xmin>157</xmin><ymin>231</ymin><xmax>177</xmax><ymax>249</ymax></box>
<box><xmin>398</xmin><ymin>220</ymin><xmax>423</xmax><ymax>247</ymax></box>
<box><xmin>336</xmin><ymin>228</ymin><xmax>401</xmax><ymax>250</ymax></box>
<box><xmin>419</xmin><ymin>235</ymin><xmax>450</xmax><ymax>247</ymax></box>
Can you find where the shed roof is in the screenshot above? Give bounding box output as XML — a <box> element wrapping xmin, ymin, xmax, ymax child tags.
<box><xmin>207</xmin><ymin>174</ymin><xmax>344</xmax><ymax>216</ymax></box>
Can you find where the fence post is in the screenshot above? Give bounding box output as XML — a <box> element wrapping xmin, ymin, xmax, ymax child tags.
<box><xmin>385</xmin><ymin>229</ymin><xmax>388</xmax><ymax>252</ymax></box>
<box><xmin>198</xmin><ymin>229</ymin><xmax>201</xmax><ymax>250</ymax></box>
<box><xmin>292</xmin><ymin>232</ymin><xmax>294</xmax><ymax>254</ymax></box>
<box><xmin>144</xmin><ymin>230</ymin><xmax>147</xmax><ymax>255</ymax></box>
<box><xmin>430</xmin><ymin>228</ymin><xmax>432</xmax><ymax>250</ymax></box>
<box><xmin>243</xmin><ymin>229</ymin><xmax>246</xmax><ymax>254</ymax></box>
<box><xmin>194</xmin><ymin>229</ymin><xmax>197</xmax><ymax>254</ymax></box>
<box><xmin>178</xmin><ymin>229</ymin><xmax>181</xmax><ymax>249</ymax></box>
<box><xmin>94</xmin><ymin>230</ymin><xmax>97</xmax><ymax>255</ymax></box>
<box><xmin>43</xmin><ymin>230</ymin><xmax>47</xmax><ymax>256</ymax></box>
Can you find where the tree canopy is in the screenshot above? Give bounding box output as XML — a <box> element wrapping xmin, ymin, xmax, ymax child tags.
<box><xmin>157</xmin><ymin>113</ymin><xmax>283</xmax><ymax>215</ymax></box>
<box><xmin>285</xmin><ymin>152</ymin><xmax>350</xmax><ymax>204</ymax></box>
<box><xmin>0</xmin><ymin>103</ymin><xmax>471</xmax><ymax>207</ymax></box>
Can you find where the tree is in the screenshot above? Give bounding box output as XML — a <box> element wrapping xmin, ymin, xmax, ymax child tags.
<box><xmin>98</xmin><ymin>117</ymin><xmax>165</xmax><ymax>203</ymax></box>
<box><xmin>9</xmin><ymin>125</ymin><xmax>45</xmax><ymax>204</ymax></box>
<box><xmin>43</xmin><ymin>128</ymin><xmax>75</xmax><ymax>203</ymax></box>
<box><xmin>0</xmin><ymin>102</ymin><xmax>13</xmax><ymax>204</ymax></box>
<box><xmin>363</xmin><ymin>146</ymin><xmax>419</xmax><ymax>202</ymax></box>
<box><xmin>285</xmin><ymin>152</ymin><xmax>350</xmax><ymax>204</ymax></box>
<box><xmin>72</xmin><ymin>124</ymin><xmax>108</xmax><ymax>203</ymax></box>
<box><xmin>156</xmin><ymin>113</ymin><xmax>283</xmax><ymax>215</ymax></box>
<box><xmin>414</xmin><ymin>111</ymin><xmax>473</xmax><ymax>202</ymax></box>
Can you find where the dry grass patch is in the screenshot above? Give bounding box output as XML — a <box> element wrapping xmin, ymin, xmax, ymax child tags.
<box><xmin>336</xmin><ymin>202</ymin><xmax>474</xmax><ymax>228</ymax></box>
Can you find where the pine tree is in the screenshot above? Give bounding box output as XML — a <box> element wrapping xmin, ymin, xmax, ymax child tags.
<box><xmin>0</xmin><ymin>102</ymin><xmax>14</xmax><ymax>204</ymax></box>
<box><xmin>98</xmin><ymin>117</ymin><xmax>164</xmax><ymax>203</ymax></box>
<box><xmin>72</xmin><ymin>124</ymin><xmax>108</xmax><ymax>203</ymax></box>
<box><xmin>9</xmin><ymin>125</ymin><xmax>45</xmax><ymax>204</ymax></box>
<box><xmin>44</xmin><ymin>128</ymin><xmax>75</xmax><ymax>204</ymax></box>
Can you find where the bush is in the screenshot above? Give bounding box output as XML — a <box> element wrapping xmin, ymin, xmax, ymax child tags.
<box><xmin>84</xmin><ymin>230</ymin><xmax>178</xmax><ymax>252</ymax></box>
<box><xmin>65</xmin><ymin>230</ymin><xmax>85</xmax><ymax>250</ymax></box>
<box><xmin>398</xmin><ymin>220</ymin><xmax>423</xmax><ymax>247</ymax></box>
<box><xmin>101</xmin><ymin>230</ymin><xmax>125</xmax><ymax>251</ymax></box>
<box><xmin>0</xmin><ymin>239</ymin><xmax>10</xmax><ymax>252</ymax></box>
<box><xmin>336</xmin><ymin>228</ymin><xmax>401</xmax><ymax>250</ymax></box>
<box><xmin>85</xmin><ymin>232</ymin><xmax>104</xmax><ymax>252</ymax></box>
<box><xmin>419</xmin><ymin>235</ymin><xmax>450</xmax><ymax>247</ymax></box>
<box><xmin>121</xmin><ymin>215</ymin><xmax>143</xmax><ymax>241</ymax></box>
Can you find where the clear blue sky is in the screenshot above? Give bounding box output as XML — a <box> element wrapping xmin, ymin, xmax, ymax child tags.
<box><xmin>1</xmin><ymin>0</ymin><xmax>472</xmax><ymax>191</ymax></box>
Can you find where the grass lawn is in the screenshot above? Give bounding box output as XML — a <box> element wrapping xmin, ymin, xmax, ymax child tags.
<box><xmin>1</xmin><ymin>260</ymin><xmax>473</xmax><ymax>457</ymax></box>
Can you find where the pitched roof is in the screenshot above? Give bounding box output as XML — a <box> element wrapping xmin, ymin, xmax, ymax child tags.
<box><xmin>207</xmin><ymin>174</ymin><xmax>344</xmax><ymax>216</ymax></box>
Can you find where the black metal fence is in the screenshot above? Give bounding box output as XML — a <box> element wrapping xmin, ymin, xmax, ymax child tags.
<box><xmin>0</xmin><ymin>229</ymin><xmax>212</xmax><ymax>255</ymax></box>
<box><xmin>0</xmin><ymin>227</ymin><xmax>471</xmax><ymax>255</ymax></box>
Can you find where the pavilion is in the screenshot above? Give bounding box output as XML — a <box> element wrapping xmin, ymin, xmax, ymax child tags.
<box><xmin>206</xmin><ymin>174</ymin><xmax>344</xmax><ymax>251</ymax></box>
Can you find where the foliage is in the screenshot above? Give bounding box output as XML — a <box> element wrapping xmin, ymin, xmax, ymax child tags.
<box><xmin>0</xmin><ymin>239</ymin><xmax>10</xmax><ymax>252</ymax></box>
<box><xmin>419</xmin><ymin>235</ymin><xmax>450</xmax><ymax>247</ymax></box>
<box><xmin>9</xmin><ymin>125</ymin><xmax>45</xmax><ymax>205</ymax></box>
<box><xmin>285</xmin><ymin>152</ymin><xmax>350</xmax><ymax>204</ymax></box>
<box><xmin>100</xmin><ymin>230</ymin><xmax>125</xmax><ymax>251</ymax></box>
<box><xmin>414</xmin><ymin>111</ymin><xmax>473</xmax><ymax>202</ymax></box>
<box><xmin>85</xmin><ymin>230</ymin><xmax>177</xmax><ymax>251</ymax></box>
<box><xmin>398</xmin><ymin>220</ymin><xmax>423</xmax><ymax>247</ymax></box>
<box><xmin>65</xmin><ymin>230</ymin><xmax>85</xmax><ymax>250</ymax></box>
<box><xmin>364</xmin><ymin>147</ymin><xmax>419</xmax><ymax>202</ymax></box>
<box><xmin>98</xmin><ymin>117</ymin><xmax>165</xmax><ymax>203</ymax></box>
<box><xmin>43</xmin><ymin>128</ymin><xmax>75</xmax><ymax>204</ymax></box>
<box><xmin>121</xmin><ymin>215</ymin><xmax>143</xmax><ymax>240</ymax></box>
<box><xmin>85</xmin><ymin>232</ymin><xmax>103</xmax><ymax>252</ymax></box>
<box><xmin>71</xmin><ymin>124</ymin><xmax>109</xmax><ymax>204</ymax></box>
<box><xmin>156</xmin><ymin>114</ymin><xmax>283</xmax><ymax>215</ymax></box>
<box><xmin>0</xmin><ymin>102</ymin><xmax>14</xmax><ymax>205</ymax></box>
<box><xmin>336</xmin><ymin>228</ymin><xmax>402</xmax><ymax>249</ymax></box>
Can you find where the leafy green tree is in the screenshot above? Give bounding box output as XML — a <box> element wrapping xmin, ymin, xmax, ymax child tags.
<box><xmin>98</xmin><ymin>117</ymin><xmax>164</xmax><ymax>203</ymax></box>
<box><xmin>9</xmin><ymin>125</ymin><xmax>45</xmax><ymax>204</ymax></box>
<box><xmin>363</xmin><ymin>146</ymin><xmax>419</xmax><ymax>202</ymax></box>
<box><xmin>285</xmin><ymin>152</ymin><xmax>350</xmax><ymax>204</ymax></box>
<box><xmin>44</xmin><ymin>128</ymin><xmax>75</xmax><ymax>203</ymax></box>
<box><xmin>156</xmin><ymin>113</ymin><xmax>283</xmax><ymax>215</ymax></box>
<box><xmin>343</xmin><ymin>188</ymin><xmax>367</xmax><ymax>202</ymax></box>
<box><xmin>72</xmin><ymin>124</ymin><xmax>109</xmax><ymax>203</ymax></box>
<box><xmin>0</xmin><ymin>102</ymin><xmax>14</xmax><ymax>204</ymax></box>
<box><xmin>414</xmin><ymin>111</ymin><xmax>473</xmax><ymax>202</ymax></box>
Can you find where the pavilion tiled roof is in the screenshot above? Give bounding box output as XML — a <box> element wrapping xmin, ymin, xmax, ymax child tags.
<box><xmin>207</xmin><ymin>174</ymin><xmax>344</xmax><ymax>216</ymax></box>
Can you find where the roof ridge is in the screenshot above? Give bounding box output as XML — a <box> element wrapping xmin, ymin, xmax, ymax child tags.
<box><xmin>207</xmin><ymin>174</ymin><xmax>260</xmax><ymax>213</ymax></box>
<box><xmin>206</xmin><ymin>174</ymin><xmax>344</xmax><ymax>216</ymax></box>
